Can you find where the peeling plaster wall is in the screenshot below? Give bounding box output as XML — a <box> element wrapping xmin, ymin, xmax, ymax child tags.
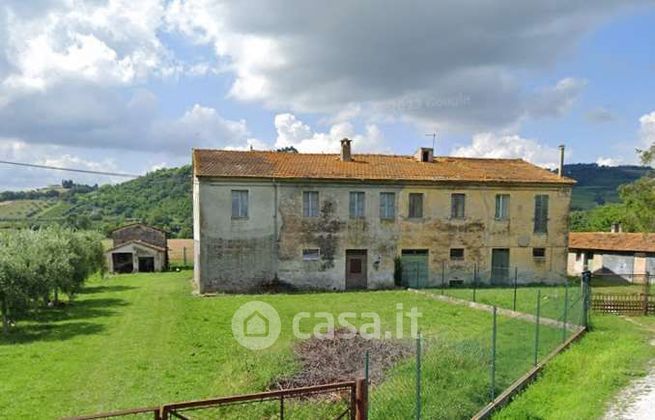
<box><xmin>194</xmin><ymin>178</ymin><xmax>571</xmax><ymax>292</ymax></box>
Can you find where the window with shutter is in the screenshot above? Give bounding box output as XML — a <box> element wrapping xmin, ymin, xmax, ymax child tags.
<box><xmin>380</xmin><ymin>192</ymin><xmax>395</xmax><ymax>219</ymax></box>
<box><xmin>350</xmin><ymin>192</ymin><xmax>365</xmax><ymax>219</ymax></box>
<box><xmin>534</xmin><ymin>195</ymin><xmax>549</xmax><ymax>233</ymax></box>
<box><xmin>231</xmin><ymin>190</ymin><xmax>249</xmax><ymax>219</ymax></box>
<box><xmin>451</xmin><ymin>194</ymin><xmax>465</xmax><ymax>219</ymax></box>
<box><xmin>303</xmin><ymin>191</ymin><xmax>319</xmax><ymax>217</ymax></box>
<box><xmin>495</xmin><ymin>194</ymin><xmax>510</xmax><ymax>220</ymax></box>
<box><xmin>408</xmin><ymin>193</ymin><xmax>423</xmax><ymax>218</ymax></box>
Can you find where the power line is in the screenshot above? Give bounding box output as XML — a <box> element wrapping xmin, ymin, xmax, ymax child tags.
<box><xmin>0</xmin><ymin>159</ymin><xmax>140</xmax><ymax>178</ymax></box>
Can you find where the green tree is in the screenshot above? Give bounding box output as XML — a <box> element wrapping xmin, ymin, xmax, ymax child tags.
<box><xmin>618</xmin><ymin>176</ymin><xmax>655</xmax><ymax>232</ymax></box>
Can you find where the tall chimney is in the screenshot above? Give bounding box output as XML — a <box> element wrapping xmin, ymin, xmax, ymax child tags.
<box><xmin>340</xmin><ymin>138</ymin><xmax>352</xmax><ymax>162</ymax></box>
<box><xmin>558</xmin><ymin>145</ymin><xmax>565</xmax><ymax>178</ymax></box>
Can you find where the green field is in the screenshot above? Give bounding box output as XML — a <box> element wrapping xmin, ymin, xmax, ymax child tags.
<box><xmin>0</xmin><ymin>200</ymin><xmax>53</xmax><ymax>220</ymax></box>
<box><xmin>0</xmin><ymin>272</ymin><xmax>567</xmax><ymax>419</ymax></box>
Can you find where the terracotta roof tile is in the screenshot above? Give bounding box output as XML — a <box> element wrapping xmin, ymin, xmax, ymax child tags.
<box><xmin>569</xmin><ymin>232</ymin><xmax>655</xmax><ymax>253</ymax></box>
<box><xmin>193</xmin><ymin>149</ymin><xmax>575</xmax><ymax>185</ymax></box>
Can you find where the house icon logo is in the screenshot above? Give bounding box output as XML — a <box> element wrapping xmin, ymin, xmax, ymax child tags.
<box><xmin>232</xmin><ymin>301</ymin><xmax>281</xmax><ymax>350</ymax></box>
<box><xmin>244</xmin><ymin>311</ymin><xmax>269</xmax><ymax>337</ymax></box>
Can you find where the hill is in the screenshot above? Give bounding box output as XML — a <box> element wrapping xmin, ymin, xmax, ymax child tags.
<box><xmin>0</xmin><ymin>166</ymin><xmax>192</xmax><ymax>237</ymax></box>
<box><xmin>563</xmin><ymin>163</ymin><xmax>651</xmax><ymax>210</ymax></box>
<box><xmin>0</xmin><ymin>162</ymin><xmax>650</xmax><ymax>237</ymax></box>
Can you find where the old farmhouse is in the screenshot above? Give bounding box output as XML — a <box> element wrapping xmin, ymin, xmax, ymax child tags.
<box><xmin>192</xmin><ymin>140</ymin><xmax>575</xmax><ymax>293</ymax></box>
<box><xmin>106</xmin><ymin>223</ymin><xmax>168</xmax><ymax>274</ymax></box>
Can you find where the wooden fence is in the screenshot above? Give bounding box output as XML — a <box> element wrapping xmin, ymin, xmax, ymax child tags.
<box><xmin>591</xmin><ymin>294</ymin><xmax>655</xmax><ymax>316</ymax></box>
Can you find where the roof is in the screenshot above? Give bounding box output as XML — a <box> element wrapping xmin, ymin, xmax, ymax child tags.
<box><xmin>193</xmin><ymin>150</ymin><xmax>575</xmax><ymax>185</ymax></box>
<box><xmin>569</xmin><ymin>232</ymin><xmax>655</xmax><ymax>253</ymax></box>
<box><xmin>111</xmin><ymin>223</ymin><xmax>167</xmax><ymax>235</ymax></box>
<box><xmin>106</xmin><ymin>240</ymin><xmax>168</xmax><ymax>253</ymax></box>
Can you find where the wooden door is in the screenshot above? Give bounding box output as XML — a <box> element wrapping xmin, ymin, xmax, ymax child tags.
<box><xmin>346</xmin><ymin>250</ymin><xmax>368</xmax><ymax>290</ymax></box>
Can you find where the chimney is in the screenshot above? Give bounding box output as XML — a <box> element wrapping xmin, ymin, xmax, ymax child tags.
<box><xmin>611</xmin><ymin>223</ymin><xmax>623</xmax><ymax>233</ymax></box>
<box><xmin>340</xmin><ymin>138</ymin><xmax>352</xmax><ymax>162</ymax></box>
<box><xmin>415</xmin><ymin>147</ymin><xmax>434</xmax><ymax>163</ymax></box>
<box><xmin>558</xmin><ymin>145</ymin><xmax>565</xmax><ymax>178</ymax></box>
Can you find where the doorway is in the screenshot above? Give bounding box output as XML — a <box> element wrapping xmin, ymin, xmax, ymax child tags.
<box><xmin>401</xmin><ymin>250</ymin><xmax>429</xmax><ymax>288</ymax></box>
<box><xmin>138</xmin><ymin>256</ymin><xmax>155</xmax><ymax>273</ymax></box>
<box><xmin>345</xmin><ymin>250</ymin><xmax>368</xmax><ymax>290</ymax></box>
<box><xmin>491</xmin><ymin>249</ymin><xmax>510</xmax><ymax>285</ymax></box>
<box><xmin>112</xmin><ymin>252</ymin><xmax>134</xmax><ymax>274</ymax></box>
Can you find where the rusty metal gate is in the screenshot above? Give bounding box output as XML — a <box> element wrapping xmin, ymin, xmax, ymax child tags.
<box><xmin>67</xmin><ymin>380</ymin><xmax>368</xmax><ymax>420</ymax></box>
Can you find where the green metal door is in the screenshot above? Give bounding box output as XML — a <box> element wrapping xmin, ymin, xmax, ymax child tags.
<box><xmin>401</xmin><ymin>250</ymin><xmax>429</xmax><ymax>288</ymax></box>
<box><xmin>491</xmin><ymin>249</ymin><xmax>510</xmax><ymax>285</ymax></box>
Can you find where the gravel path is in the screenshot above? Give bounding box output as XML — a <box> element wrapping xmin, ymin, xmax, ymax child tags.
<box><xmin>603</xmin><ymin>363</ymin><xmax>655</xmax><ymax>420</ymax></box>
<box><xmin>603</xmin><ymin>324</ymin><xmax>655</xmax><ymax>420</ymax></box>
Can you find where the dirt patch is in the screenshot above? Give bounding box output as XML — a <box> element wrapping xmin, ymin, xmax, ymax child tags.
<box><xmin>272</xmin><ymin>328</ymin><xmax>413</xmax><ymax>389</ymax></box>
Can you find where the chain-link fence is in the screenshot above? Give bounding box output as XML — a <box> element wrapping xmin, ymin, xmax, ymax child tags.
<box><xmin>367</xmin><ymin>277</ymin><xmax>589</xmax><ymax>419</ymax></box>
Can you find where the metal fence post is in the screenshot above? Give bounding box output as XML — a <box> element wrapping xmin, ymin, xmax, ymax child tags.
<box><xmin>416</xmin><ymin>333</ymin><xmax>422</xmax><ymax>420</ymax></box>
<box><xmin>183</xmin><ymin>247</ymin><xmax>187</xmax><ymax>266</ymax></box>
<box><xmin>534</xmin><ymin>290</ymin><xmax>541</xmax><ymax>366</ymax></box>
<box><xmin>562</xmin><ymin>281</ymin><xmax>569</xmax><ymax>343</ymax></box>
<box><xmin>355</xmin><ymin>378</ymin><xmax>368</xmax><ymax>420</ymax></box>
<box><xmin>513</xmin><ymin>267</ymin><xmax>518</xmax><ymax>311</ymax></box>
<box><xmin>582</xmin><ymin>271</ymin><xmax>591</xmax><ymax>329</ymax></box>
<box><xmin>643</xmin><ymin>271</ymin><xmax>650</xmax><ymax>316</ymax></box>
<box><xmin>490</xmin><ymin>306</ymin><xmax>497</xmax><ymax>401</ymax></box>
<box><xmin>364</xmin><ymin>350</ymin><xmax>369</xmax><ymax>419</ymax></box>
<box><xmin>473</xmin><ymin>264</ymin><xmax>477</xmax><ymax>302</ymax></box>
<box><xmin>441</xmin><ymin>261</ymin><xmax>445</xmax><ymax>295</ymax></box>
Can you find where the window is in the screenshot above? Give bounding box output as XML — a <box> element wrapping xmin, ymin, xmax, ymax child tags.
<box><xmin>231</xmin><ymin>190</ymin><xmax>249</xmax><ymax>219</ymax></box>
<box><xmin>380</xmin><ymin>192</ymin><xmax>396</xmax><ymax>219</ymax></box>
<box><xmin>450</xmin><ymin>248</ymin><xmax>465</xmax><ymax>261</ymax></box>
<box><xmin>533</xmin><ymin>248</ymin><xmax>546</xmax><ymax>258</ymax></box>
<box><xmin>451</xmin><ymin>193</ymin><xmax>466</xmax><ymax>219</ymax></box>
<box><xmin>303</xmin><ymin>191</ymin><xmax>319</xmax><ymax>217</ymax></box>
<box><xmin>408</xmin><ymin>193</ymin><xmax>424</xmax><ymax>218</ymax></box>
<box><xmin>350</xmin><ymin>192</ymin><xmax>365</xmax><ymax>219</ymax></box>
<box><xmin>303</xmin><ymin>248</ymin><xmax>320</xmax><ymax>261</ymax></box>
<box><xmin>534</xmin><ymin>195</ymin><xmax>549</xmax><ymax>233</ymax></box>
<box><xmin>495</xmin><ymin>194</ymin><xmax>510</xmax><ymax>220</ymax></box>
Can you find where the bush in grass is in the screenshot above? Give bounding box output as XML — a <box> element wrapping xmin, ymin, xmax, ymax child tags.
<box><xmin>0</xmin><ymin>228</ymin><xmax>105</xmax><ymax>335</ymax></box>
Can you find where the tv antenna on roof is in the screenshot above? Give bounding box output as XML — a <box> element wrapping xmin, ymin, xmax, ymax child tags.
<box><xmin>425</xmin><ymin>131</ymin><xmax>437</xmax><ymax>150</ymax></box>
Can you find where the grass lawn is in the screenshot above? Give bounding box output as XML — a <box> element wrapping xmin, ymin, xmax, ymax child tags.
<box><xmin>495</xmin><ymin>315</ymin><xmax>655</xmax><ymax>419</ymax></box>
<box><xmin>0</xmin><ymin>272</ymin><xmax>565</xmax><ymax>419</ymax></box>
<box><xmin>429</xmin><ymin>285</ymin><xmax>586</xmax><ymax>322</ymax></box>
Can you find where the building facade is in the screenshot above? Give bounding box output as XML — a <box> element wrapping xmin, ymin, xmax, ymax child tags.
<box><xmin>568</xmin><ymin>231</ymin><xmax>655</xmax><ymax>283</ymax></box>
<box><xmin>193</xmin><ymin>141</ymin><xmax>574</xmax><ymax>293</ymax></box>
<box><xmin>106</xmin><ymin>223</ymin><xmax>168</xmax><ymax>273</ymax></box>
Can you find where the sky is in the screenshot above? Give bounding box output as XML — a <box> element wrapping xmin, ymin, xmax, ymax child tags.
<box><xmin>0</xmin><ymin>0</ymin><xmax>654</xmax><ymax>190</ymax></box>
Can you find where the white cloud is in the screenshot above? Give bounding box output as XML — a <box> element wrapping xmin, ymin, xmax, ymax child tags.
<box><xmin>274</xmin><ymin>113</ymin><xmax>386</xmax><ymax>153</ymax></box>
<box><xmin>163</xmin><ymin>1</ymin><xmax>632</xmax><ymax>130</ymax></box>
<box><xmin>639</xmin><ymin>111</ymin><xmax>655</xmax><ymax>147</ymax></box>
<box><xmin>451</xmin><ymin>133</ymin><xmax>561</xmax><ymax>168</ymax></box>
<box><xmin>596</xmin><ymin>157</ymin><xmax>622</xmax><ymax>166</ymax></box>
<box><xmin>2</xmin><ymin>0</ymin><xmax>172</xmax><ymax>92</ymax></box>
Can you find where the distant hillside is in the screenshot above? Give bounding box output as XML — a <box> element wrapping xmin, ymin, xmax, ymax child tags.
<box><xmin>563</xmin><ymin>163</ymin><xmax>651</xmax><ymax>210</ymax></box>
<box><xmin>0</xmin><ymin>162</ymin><xmax>650</xmax><ymax>236</ymax></box>
<box><xmin>0</xmin><ymin>166</ymin><xmax>192</xmax><ymax>237</ymax></box>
